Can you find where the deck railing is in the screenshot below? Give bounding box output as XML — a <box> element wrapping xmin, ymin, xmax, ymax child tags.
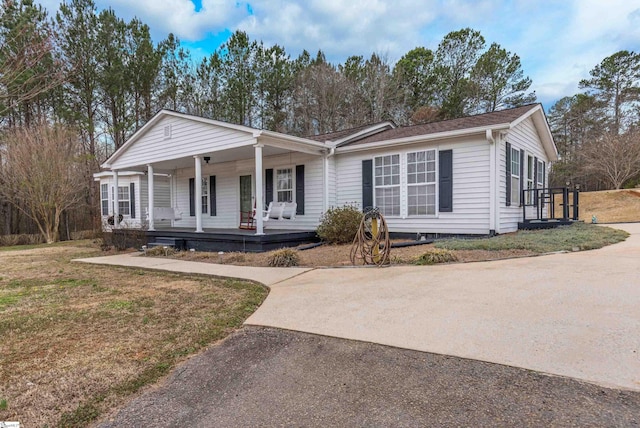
<box><xmin>521</xmin><ymin>187</ymin><xmax>579</xmax><ymax>223</ymax></box>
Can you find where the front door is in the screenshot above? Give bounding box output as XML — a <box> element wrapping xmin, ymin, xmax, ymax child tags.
<box><xmin>239</xmin><ymin>175</ymin><xmax>253</xmax><ymax>213</ymax></box>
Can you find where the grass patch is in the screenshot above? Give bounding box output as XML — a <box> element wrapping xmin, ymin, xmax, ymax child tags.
<box><xmin>0</xmin><ymin>242</ymin><xmax>267</xmax><ymax>427</ymax></box>
<box><xmin>435</xmin><ymin>223</ymin><xmax>629</xmax><ymax>253</ymax></box>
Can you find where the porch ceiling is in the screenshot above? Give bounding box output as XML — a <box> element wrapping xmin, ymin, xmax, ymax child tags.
<box><xmin>124</xmin><ymin>144</ymin><xmax>308</xmax><ymax>173</ymax></box>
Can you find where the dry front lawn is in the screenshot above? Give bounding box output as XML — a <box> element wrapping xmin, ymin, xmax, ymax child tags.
<box><xmin>579</xmin><ymin>189</ymin><xmax>640</xmax><ymax>223</ymax></box>
<box><xmin>172</xmin><ymin>223</ymin><xmax>628</xmax><ymax>268</ymax></box>
<box><xmin>0</xmin><ymin>242</ymin><xmax>266</xmax><ymax>427</ymax></box>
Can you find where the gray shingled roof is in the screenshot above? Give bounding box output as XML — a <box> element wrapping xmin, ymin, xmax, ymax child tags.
<box><xmin>312</xmin><ymin>104</ymin><xmax>540</xmax><ymax>146</ymax></box>
<box><xmin>305</xmin><ymin>122</ymin><xmax>389</xmax><ymax>142</ymax></box>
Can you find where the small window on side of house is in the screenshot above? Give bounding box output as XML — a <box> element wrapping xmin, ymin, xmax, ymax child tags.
<box><xmin>526</xmin><ymin>155</ymin><xmax>534</xmax><ymax>205</ymax></box>
<box><xmin>101</xmin><ymin>183</ymin><xmax>109</xmax><ymax>216</ymax></box>
<box><xmin>510</xmin><ymin>147</ymin><xmax>520</xmax><ymax>206</ymax></box>
<box><xmin>118</xmin><ymin>186</ymin><xmax>130</xmax><ymax>216</ymax></box>
<box><xmin>537</xmin><ymin>159</ymin><xmax>544</xmax><ymax>188</ymax></box>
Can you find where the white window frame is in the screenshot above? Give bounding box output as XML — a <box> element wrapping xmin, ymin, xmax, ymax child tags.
<box><xmin>537</xmin><ymin>159</ymin><xmax>544</xmax><ymax>188</ymax></box>
<box><xmin>117</xmin><ymin>185</ymin><xmax>130</xmax><ymax>216</ymax></box>
<box><xmin>510</xmin><ymin>147</ymin><xmax>521</xmax><ymax>206</ymax></box>
<box><xmin>526</xmin><ymin>154</ymin><xmax>534</xmax><ymax>205</ymax></box>
<box><xmin>374</xmin><ymin>154</ymin><xmax>401</xmax><ymax>217</ymax></box>
<box><xmin>407</xmin><ymin>149</ymin><xmax>437</xmax><ymax>216</ymax></box>
<box><xmin>276</xmin><ymin>168</ymin><xmax>293</xmax><ymax>202</ymax></box>
<box><xmin>201</xmin><ymin>176</ymin><xmax>208</xmax><ymax>214</ymax></box>
<box><xmin>101</xmin><ymin>183</ymin><xmax>109</xmax><ymax>216</ymax></box>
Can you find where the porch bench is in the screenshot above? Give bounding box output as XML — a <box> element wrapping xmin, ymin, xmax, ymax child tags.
<box><xmin>146</xmin><ymin>207</ymin><xmax>182</xmax><ymax>221</ymax></box>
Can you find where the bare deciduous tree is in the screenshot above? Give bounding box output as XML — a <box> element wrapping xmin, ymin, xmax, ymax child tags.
<box><xmin>0</xmin><ymin>0</ymin><xmax>64</xmax><ymax>119</ymax></box>
<box><xmin>0</xmin><ymin>123</ymin><xmax>86</xmax><ymax>242</ymax></box>
<box><xmin>581</xmin><ymin>131</ymin><xmax>640</xmax><ymax>189</ymax></box>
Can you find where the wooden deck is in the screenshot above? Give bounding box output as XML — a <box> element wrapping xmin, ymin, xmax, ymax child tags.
<box><xmin>141</xmin><ymin>227</ymin><xmax>319</xmax><ymax>253</ymax></box>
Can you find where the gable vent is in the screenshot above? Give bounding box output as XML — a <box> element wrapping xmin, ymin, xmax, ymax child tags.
<box><xmin>163</xmin><ymin>124</ymin><xmax>172</xmax><ymax>139</ymax></box>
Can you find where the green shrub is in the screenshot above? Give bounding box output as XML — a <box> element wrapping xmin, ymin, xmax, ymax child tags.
<box><xmin>267</xmin><ymin>248</ymin><xmax>300</xmax><ymax>267</ymax></box>
<box><xmin>414</xmin><ymin>248</ymin><xmax>458</xmax><ymax>265</ymax></box>
<box><xmin>317</xmin><ymin>205</ymin><xmax>363</xmax><ymax>244</ymax></box>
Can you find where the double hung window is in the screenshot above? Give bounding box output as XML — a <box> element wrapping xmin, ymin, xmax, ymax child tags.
<box><xmin>101</xmin><ymin>184</ymin><xmax>109</xmax><ymax>215</ymax></box>
<box><xmin>276</xmin><ymin>168</ymin><xmax>293</xmax><ymax>202</ymax></box>
<box><xmin>117</xmin><ymin>186</ymin><xmax>130</xmax><ymax>215</ymax></box>
<box><xmin>374</xmin><ymin>155</ymin><xmax>400</xmax><ymax>216</ymax></box>
<box><xmin>407</xmin><ymin>150</ymin><xmax>436</xmax><ymax>215</ymax></box>
<box><xmin>510</xmin><ymin>147</ymin><xmax>521</xmax><ymax>206</ymax></box>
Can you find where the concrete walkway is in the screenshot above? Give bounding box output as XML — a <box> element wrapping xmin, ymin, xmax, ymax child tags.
<box><xmin>76</xmin><ymin>224</ymin><xmax>640</xmax><ymax>391</ymax></box>
<box><xmin>73</xmin><ymin>252</ymin><xmax>312</xmax><ymax>287</ymax></box>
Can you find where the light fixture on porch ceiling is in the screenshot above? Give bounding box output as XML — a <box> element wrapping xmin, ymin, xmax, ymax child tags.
<box><xmin>204</xmin><ymin>156</ymin><xmax>211</xmax><ymax>164</ymax></box>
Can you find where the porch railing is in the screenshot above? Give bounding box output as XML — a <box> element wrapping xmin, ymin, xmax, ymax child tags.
<box><xmin>521</xmin><ymin>187</ymin><xmax>579</xmax><ymax>223</ymax></box>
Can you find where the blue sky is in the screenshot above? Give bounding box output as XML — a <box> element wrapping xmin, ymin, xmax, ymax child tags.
<box><xmin>40</xmin><ymin>0</ymin><xmax>640</xmax><ymax>108</ymax></box>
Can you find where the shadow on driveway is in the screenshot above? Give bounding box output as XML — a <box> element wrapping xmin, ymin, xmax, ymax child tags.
<box><xmin>99</xmin><ymin>327</ymin><xmax>640</xmax><ymax>427</ymax></box>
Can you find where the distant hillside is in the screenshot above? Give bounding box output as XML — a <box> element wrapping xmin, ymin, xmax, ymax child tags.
<box><xmin>579</xmin><ymin>190</ymin><xmax>640</xmax><ymax>223</ymax></box>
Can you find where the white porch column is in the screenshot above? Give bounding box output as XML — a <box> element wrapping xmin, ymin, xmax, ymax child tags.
<box><xmin>487</xmin><ymin>130</ymin><xmax>496</xmax><ymax>234</ymax></box>
<box><xmin>194</xmin><ymin>155</ymin><xmax>203</xmax><ymax>233</ymax></box>
<box><xmin>147</xmin><ymin>164</ymin><xmax>155</xmax><ymax>231</ymax></box>
<box><xmin>254</xmin><ymin>143</ymin><xmax>264</xmax><ymax>235</ymax></box>
<box><xmin>323</xmin><ymin>153</ymin><xmax>329</xmax><ymax>212</ymax></box>
<box><xmin>112</xmin><ymin>170</ymin><xmax>119</xmax><ymax>229</ymax></box>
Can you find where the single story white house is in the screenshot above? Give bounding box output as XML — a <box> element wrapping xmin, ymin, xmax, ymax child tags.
<box><xmin>95</xmin><ymin>103</ymin><xmax>559</xmax><ymax>250</ymax></box>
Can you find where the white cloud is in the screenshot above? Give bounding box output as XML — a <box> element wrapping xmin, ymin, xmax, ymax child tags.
<box><xmin>237</xmin><ymin>0</ymin><xmax>438</xmax><ymax>62</ymax></box>
<box><xmin>92</xmin><ymin>0</ymin><xmax>249</xmax><ymax>40</ymax></box>
<box><xmin>523</xmin><ymin>0</ymin><xmax>640</xmax><ymax>105</ymax></box>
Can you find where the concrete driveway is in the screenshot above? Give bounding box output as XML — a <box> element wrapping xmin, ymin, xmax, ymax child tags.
<box><xmin>246</xmin><ymin>223</ymin><xmax>640</xmax><ymax>391</ymax></box>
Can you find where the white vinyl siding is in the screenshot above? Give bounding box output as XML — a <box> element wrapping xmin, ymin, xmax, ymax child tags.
<box><xmin>111</xmin><ymin>116</ymin><xmax>256</xmax><ymax>170</ymax></box>
<box><xmin>374</xmin><ymin>154</ymin><xmax>400</xmax><ymax>216</ymax></box>
<box><xmin>407</xmin><ymin>150</ymin><xmax>436</xmax><ymax>216</ymax></box>
<box><xmin>173</xmin><ymin>152</ymin><xmax>323</xmax><ymax>231</ymax></box>
<box><xmin>140</xmin><ymin>175</ymin><xmax>171</xmax><ymax>228</ymax></box>
<box><xmin>500</xmin><ymin>117</ymin><xmax>551</xmax><ymax>233</ymax></box>
<box><xmin>101</xmin><ymin>184</ymin><xmax>109</xmax><ymax>215</ymax></box>
<box><xmin>336</xmin><ymin>137</ymin><xmax>491</xmax><ymax>235</ymax></box>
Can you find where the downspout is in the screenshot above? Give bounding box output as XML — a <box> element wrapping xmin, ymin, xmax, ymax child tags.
<box><xmin>323</xmin><ymin>146</ymin><xmax>336</xmax><ymax>212</ymax></box>
<box><xmin>486</xmin><ymin>129</ymin><xmax>497</xmax><ymax>235</ymax></box>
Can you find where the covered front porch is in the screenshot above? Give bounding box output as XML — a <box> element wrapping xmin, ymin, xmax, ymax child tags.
<box><xmin>100</xmin><ymin>110</ymin><xmax>331</xmax><ymax>241</ymax></box>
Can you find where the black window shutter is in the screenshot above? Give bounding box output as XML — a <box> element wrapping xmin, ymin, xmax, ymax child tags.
<box><xmin>506</xmin><ymin>142</ymin><xmax>511</xmax><ymax>206</ymax></box>
<box><xmin>189</xmin><ymin>178</ymin><xmax>195</xmax><ymax>216</ymax></box>
<box><xmin>209</xmin><ymin>175</ymin><xmax>216</xmax><ymax>216</ymax></box>
<box><xmin>129</xmin><ymin>182</ymin><xmax>136</xmax><ymax>218</ymax></box>
<box><xmin>295</xmin><ymin>165</ymin><xmax>305</xmax><ymax>215</ymax></box>
<box><xmin>542</xmin><ymin>161</ymin><xmax>546</xmax><ymax>188</ymax></box>
<box><xmin>519</xmin><ymin>150</ymin><xmax>525</xmax><ymax>206</ymax></box>
<box><xmin>362</xmin><ymin>159</ymin><xmax>373</xmax><ymax>212</ymax></box>
<box><xmin>265</xmin><ymin>169</ymin><xmax>274</xmax><ymax>205</ymax></box>
<box><xmin>439</xmin><ymin>150</ymin><xmax>453</xmax><ymax>212</ymax></box>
